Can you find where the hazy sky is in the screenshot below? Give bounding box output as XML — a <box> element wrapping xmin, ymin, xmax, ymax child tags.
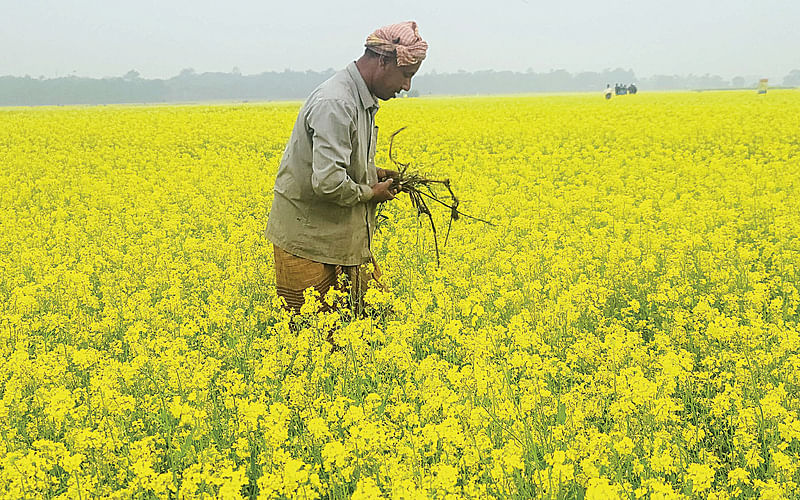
<box><xmin>3</xmin><ymin>0</ymin><xmax>799</xmax><ymax>81</ymax></box>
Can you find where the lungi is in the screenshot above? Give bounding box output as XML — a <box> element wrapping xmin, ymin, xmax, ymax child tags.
<box><xmin>273</xmin><ymin>244</ymin><xmax>381</xmax><ymax>315</ymax></box>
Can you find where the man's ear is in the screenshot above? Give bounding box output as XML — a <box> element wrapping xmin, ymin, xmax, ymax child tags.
<box><xmin>378</xmin><ymin>55</ymin><xmax>397</xmax><ymax>69</ymax></box>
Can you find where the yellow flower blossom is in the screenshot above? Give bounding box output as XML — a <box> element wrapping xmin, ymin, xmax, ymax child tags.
<box><xmin>1</xmin><ymin>91</ymin><xmax>800</xmax><ymax>498</ymax></box>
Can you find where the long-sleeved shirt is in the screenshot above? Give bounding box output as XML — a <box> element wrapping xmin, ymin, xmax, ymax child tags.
<box><xmin>265</xmin><ymin>62</ymin><xmax>380</xmax><ymax>266</ymax></box>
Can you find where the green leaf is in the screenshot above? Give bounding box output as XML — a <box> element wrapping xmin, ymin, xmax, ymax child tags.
<box><xmin>557</xmin><ymin>402</ymin><xmax>566</xmax><ymax>425</ymax></box>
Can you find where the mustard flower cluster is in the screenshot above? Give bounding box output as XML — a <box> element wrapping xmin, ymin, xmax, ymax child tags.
<box><xmin>1</xmin><ymin>91</ymin><xmax>799</xmax><ymax>499</ymax></box>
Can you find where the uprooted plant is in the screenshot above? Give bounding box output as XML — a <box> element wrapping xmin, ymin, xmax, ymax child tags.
<box><xmin>378</xmin><ymin>127</ymin><xmax>494</xmax><ymax>265</ymax></box>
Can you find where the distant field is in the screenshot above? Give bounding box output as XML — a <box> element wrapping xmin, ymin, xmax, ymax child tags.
<box><xmin>1</xmin><ymin>91</ymin><xmax>799</xmax><ymax>498</ymax></box>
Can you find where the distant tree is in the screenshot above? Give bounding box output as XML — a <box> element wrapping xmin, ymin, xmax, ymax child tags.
<box><xmin>178</xmin><ymin>68</ymin><xmax>196</xmax><ymax>78</ymax></box>
<box><xmin>783</xmin><ymin>69</ymin><xmax>800</xmax><ymax>87</ymax></box>
<box><xmin>231</xmin><ymin>66</ymin><xmax>242</xmax><ymax>76</ymax></box>
<box><xmin>731</xmin><ymin>76</ymin><xmax>745</xmax><ymax>88</ymax></box>
<box><xmin>543</xmin><ymin>69</ymin><xmax>572</xmax><ymax>91</ymax></box>
<box><xmin>647</xmin><ymin>74</ymin><xmax>682</xmax><ymax>90</ymax></box>
<box><xmin>688</xmin><ymin>73</ymin><xmax>727</xmax><ymax>89</ymax></box>
<box><xmin>123</xmin><ymin>69</ymin><xmax>140</xmax><ymax>80</ymax></box>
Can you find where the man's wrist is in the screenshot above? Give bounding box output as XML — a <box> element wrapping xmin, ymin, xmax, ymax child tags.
<box><xmin>358</xmin><ymin>184</ymin><xmax>374</xmax><ymax>202</ymax></box>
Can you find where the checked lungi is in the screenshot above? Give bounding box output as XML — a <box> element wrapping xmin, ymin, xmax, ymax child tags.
<box><xmin>273</xmin><ymin>244</ymin><xmax>381</xmax><ymax>315</ymax></box>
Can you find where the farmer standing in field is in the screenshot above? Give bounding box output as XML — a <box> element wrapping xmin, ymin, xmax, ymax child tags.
<box><xmin>265</xmin><ymin>21</ymin><xmax>428</xmax><ymax>317</ymax></box>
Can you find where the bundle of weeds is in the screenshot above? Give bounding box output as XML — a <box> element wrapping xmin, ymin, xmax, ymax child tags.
<box><xmin>381</xmin><ymin>127</ymin><xmax>494</xmax><ymax>265</ymax></box>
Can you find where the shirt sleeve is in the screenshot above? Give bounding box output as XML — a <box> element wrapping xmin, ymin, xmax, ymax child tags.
<box><xmin>306</xmin><ymin>99</ymin><xmax>373</xmax><ymax>207</ymax></box>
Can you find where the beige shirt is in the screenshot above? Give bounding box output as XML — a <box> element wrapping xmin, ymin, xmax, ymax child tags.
<box><xmin>265</xmin><ymin>62</ymin><xmax>380</xmax><ymax>266</ymax></box>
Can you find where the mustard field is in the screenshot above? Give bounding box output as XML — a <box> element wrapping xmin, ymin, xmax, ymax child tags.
<box><xmin>1</xmin><ymin>91</ymin><xmax>800</xmax><ymax>499</ymax></box>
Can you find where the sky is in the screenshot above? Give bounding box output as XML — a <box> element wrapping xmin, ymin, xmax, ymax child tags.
<box><xmin>2</xmin><ymin>0</ymin><xmax>799</xmax><ymax>81</ymax></box>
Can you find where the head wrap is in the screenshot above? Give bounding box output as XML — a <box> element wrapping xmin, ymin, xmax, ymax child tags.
<box><xmin>365</xmin><ymin>21</ymin><xmax>428</xmax><ymax>66</ymax></box>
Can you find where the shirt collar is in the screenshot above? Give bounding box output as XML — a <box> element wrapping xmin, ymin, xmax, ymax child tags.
<box><xmin>346</xmin><ymin>62</ymin><xmax>379</xmax><ymax>113</ymax></box>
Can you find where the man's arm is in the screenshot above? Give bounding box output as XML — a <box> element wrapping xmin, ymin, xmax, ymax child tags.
<box><xmin>308</xmin><ymin>99</ymin><xmax>391</xmax><ymax>206</ymax></box>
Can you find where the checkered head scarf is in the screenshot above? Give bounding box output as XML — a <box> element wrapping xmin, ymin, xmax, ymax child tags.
<box><xmin>365</xmin><ymin>21</ymin><xmax>428</xmax><ymax>66</ymax></box>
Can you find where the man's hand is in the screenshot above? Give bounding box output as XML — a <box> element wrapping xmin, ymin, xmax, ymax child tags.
<box><xmin>371</xmin><ymin>178</ymin><xmax>397</xmax><ymax>202</ymax></box>
<box><xmin>377</xmin><ymin>167</ymin><xmax>400</xmax><ymax>182</ymax></box>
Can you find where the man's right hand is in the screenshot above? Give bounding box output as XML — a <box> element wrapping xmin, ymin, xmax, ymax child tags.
<box><xmin>371</xmin><ymin>178</ymin><xmax>396</xmax><ymax>202</ymax></box>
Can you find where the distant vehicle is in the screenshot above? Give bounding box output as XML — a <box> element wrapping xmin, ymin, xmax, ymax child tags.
<box><xmin>609</xmin><ymin>83</ymin><xmax>637</xmax><ymax>97</ymax></box>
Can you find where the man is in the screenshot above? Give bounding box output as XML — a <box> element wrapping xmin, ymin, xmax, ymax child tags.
<box><xmin>265</xmin><ymin>21</ymin><xmax>428</xmax><ymax>316</ymax></box>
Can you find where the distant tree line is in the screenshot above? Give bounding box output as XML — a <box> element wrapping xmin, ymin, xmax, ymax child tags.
<box><xmin>0</xmin><ymin>68</ymin><xmax>337</xmax><ymax>106</ymax></box>
<box><xmin>1</xmin><ymin>68</ymin><xmax>798</xmax><ymax>106</ymax></box>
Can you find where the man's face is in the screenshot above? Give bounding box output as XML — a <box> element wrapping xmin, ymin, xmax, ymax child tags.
<box><xmin>373</xmin><ymin>59</ymin><xmax>422</xmax><ymax>100</ymax></box>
